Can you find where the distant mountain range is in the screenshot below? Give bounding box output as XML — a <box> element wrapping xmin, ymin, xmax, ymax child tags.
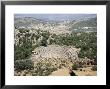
<box><xmin>15</xmin><ymin>14</ymin><xmax>96</xmax><ymax>21</ymax></box>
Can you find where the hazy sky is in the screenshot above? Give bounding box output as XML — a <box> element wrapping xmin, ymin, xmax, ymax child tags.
<box><xmin>15</xmin><ymin>14</ymin><xmax>96</xmax><ymax>21</ymax></box>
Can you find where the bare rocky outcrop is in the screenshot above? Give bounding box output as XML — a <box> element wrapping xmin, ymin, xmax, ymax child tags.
<box><xmin>31</xmin><ymin>45</ymin><xmax>80</xmax><ymax>68</ymax></box>
<box><xmin>31</xmin><ymin>45</ymin><xmax>80</xmax><ymax>60</ymax></box>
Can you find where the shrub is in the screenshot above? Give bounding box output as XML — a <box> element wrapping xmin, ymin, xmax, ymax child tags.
<box><xmin>41</xmin><ymin>31</ymin><xmax>50</xmax><ymax>39</ymax></box>
<box><xmin>33</xmin><ymin>62</ymin><xmax>57</xmax><ymax>76</ymax></box>
<box><xmin>41</xmin><ymin>37</ymin><xmax>47</xmax><ymax>47</ymax></box>
<box><xmin>78</xmin><ymin>62</ymin><xmax>83</xmax><ymax>68</ymax></box>
<box><xmin>91</xmin><ymin>65</ymin><xmax>97</xmax><ymax>71</ymax></box>
<box><xmin>69</xmin><ymin>70</ymin><xmax>77</xmax><ymax>76</ymax></box>
<box><xmin>70</xmin><ymin>71</ymin><xmax>77</xmax><ymax>76</ymax></box>
<box><xmin>80</xmin><ymin>69</ymin><xmax>82</xmax><ymax>71</ymax></box>
<box><xmin>72</xmin><ymin>64</ymin><xmax>79</xmax><ymax>70</ymax></box>
<box><xmin>14</xmin><ymin>59</ymin><xmax>34</xmax><ymax>70</ymax></box>
<box><xmin>14</xmin><ymin>37</ymin><xmax>33</xmax><ymax>61</ymax></box>
<box><xmin>49</xmin><ymin>39</ymin><xmax>55</xmax><ymax>45</ymax></box>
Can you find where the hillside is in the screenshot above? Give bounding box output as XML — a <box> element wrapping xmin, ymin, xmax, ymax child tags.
<box><xmin>69</xmin><ymin>18</ymin><xmax>97</xmax><ymax>33</ymax></box>
<box><xmin>14</xmin><ymin>17</ymin><xmax>97</xmax><ymax>34</ymax></box>
<box><xmin>14</xmin><ymin>16</ymin><xmax>97</xmax><ymax>76</ymax></box>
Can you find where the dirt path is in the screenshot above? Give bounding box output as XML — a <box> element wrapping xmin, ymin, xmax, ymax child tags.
<box><xmin>49</xmin><ymin>68</ymin><xmax>70</xmax><ymax>76</ymax></box>
<box><xmin>49</xmin><ymin>67</ymin><xmax>97</xmax><ymax>76</ymax></box>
